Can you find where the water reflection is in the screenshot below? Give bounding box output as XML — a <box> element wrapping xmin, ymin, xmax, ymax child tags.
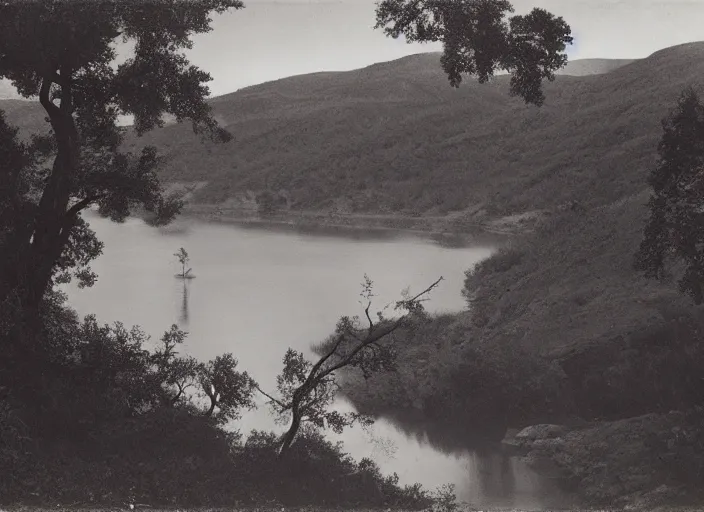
<box><xmin>67</xmin><ymin>211</ymin><xmax>564</xmax><ymax>509</ymax></box>
<box><xmin>376</xmin><ymin>413</ymin><xmax>576</xmax><ymax>510</ymax></box>
<box><xmin>179</xmin><ymin>280</ymin><xmax>190</xmax><ymax>326</ymax></box>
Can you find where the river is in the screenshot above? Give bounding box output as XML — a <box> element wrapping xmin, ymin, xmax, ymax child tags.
<box><xmin>63</xmin><ymin>211</ymin><xmax>569</xmax><ymax>510</ymax></box>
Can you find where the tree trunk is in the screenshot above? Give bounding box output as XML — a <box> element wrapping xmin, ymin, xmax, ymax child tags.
<box><xmin>205</xmin><ymin>398</ymin><xmax>217</xmax><ymax>417</ymax></box>
<box><xmin>2</xmin><ymin>73</ymin><xmax>79</xmax><ymax>322</ymax></box>
<box><xmin>278</xmin><ymin>408</ymin><xmax>302</xmax><ymax>459</ymax></box>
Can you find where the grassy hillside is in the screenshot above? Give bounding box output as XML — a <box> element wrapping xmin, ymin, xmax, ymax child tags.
<box><xmin>3</xmin><ymin>42</ymin><xmax>704</xmax><ymax>507</ymax></box>
<box><xmin>0</xmin><ymin>99</ymin><xmax>47</xmax><ymax>136</ymax></box>
<box><xmin>117</xmin><ymin>42</ymin><xmax>704</xmax><ymax>221</ymax></box>
<box><xmin>1</xmin><ymin>46</ymin><xmax>695</xmax><ymax>227</ymax></box>
<box><xmin>557</xmin><ymin>58</ymin><xmax>635</xmax><ymax>76</ymax></box>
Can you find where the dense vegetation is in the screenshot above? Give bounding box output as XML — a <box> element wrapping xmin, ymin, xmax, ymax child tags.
<box><xmin>0</xmin><ymin>0</ymin><xmax>577</xmax><ymax>507</ymax></box>
<box><xmin>4</xmin><ymin>0</ymin><xmax>703</xmax><ymax>508</ymax></box>
<box><xmin>3</xmin><ymin>43</ymin><xmax>698</xmax><ymax>226</ymax></box>
<box><xmin>327</xmin><ymin>78</ymin><xmax>704</xmax><ymax>506</ymax></box>
<box><xmin>0</xmin><ymin>289</ymin><xmax>435</xmax><ymax>508</ymax></box>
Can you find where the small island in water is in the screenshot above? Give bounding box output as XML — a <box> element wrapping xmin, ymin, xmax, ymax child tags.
<box><xmin>174</xmin><ymin>247</ymin><xmax>196</xmax><ymax>279</ymax></box>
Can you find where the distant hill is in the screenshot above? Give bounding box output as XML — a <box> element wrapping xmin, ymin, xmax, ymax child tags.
<box><xmin>2</xmin><ymin>42</ymin><xmax>703</xmax><ymax>225</ymax></box>
<box><xmin>126</xmin><ymin>42</ymin><xmax>704</xmax><ymax>222</ymax></box>
<box><xmin>0</xmin><ymin>79</ymin><xmax>25</xmax><ymax>100</ymax></box>
<box><xmin>0</xmin><ymin>99</ymin><xmax>46</xmax><ymax>135</ymax></box>
<box><xmin>4</xmin><ymin>42</ymin><xmax>704</xmax><ymax>506</ymax></box>
<box><xmin>556</xmin><ymin>58</ymin><xmax>635</xmax><ymax>76</ymax></box>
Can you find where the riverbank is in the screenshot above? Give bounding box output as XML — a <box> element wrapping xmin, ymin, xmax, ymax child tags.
<box><xmin>326</xmin><ymin>195</ymin><xmax>704</xmax><ymax>510</ymax></box>
<box><xmin>180</xmin><ymin>203</ymin><xmax>528</xmax><ymax>239</ymax></box>
<box><xmin>501</xmin><ymin>409</ymin><xmax>704</xmax><ymax>510</ymax></box>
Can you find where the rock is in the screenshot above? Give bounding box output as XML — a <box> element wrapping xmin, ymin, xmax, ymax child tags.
<box><xmin>623</xmin><ymin>484</ymin><xmax>685</xmax><ymax>510</ymax></box>
<box><xmin>499</xmin><ymin>436</ymin><xmax>527</xmax><ymax>456</ymax></box>
<box><xmin>515</xmin><ymin>423</ymin><xmax>567</xmax><ymax>441</ymax></box>
<box><xmin>522</xmin><ymin>452</ymin><xmax>570</xmax><ymax>479</ymax></box>
<box><xmin>531</xmin><ymin>437</ymin><xmax>566</xmax><ymax>451</ymax></box>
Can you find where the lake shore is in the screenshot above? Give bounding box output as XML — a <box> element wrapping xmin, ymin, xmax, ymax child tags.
<box><xmin>180</xmin><ymin>204</ymin><xmax>525</xmax><ymax>239</ymax></box>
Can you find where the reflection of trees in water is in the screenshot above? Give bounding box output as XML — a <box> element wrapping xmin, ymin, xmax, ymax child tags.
<box><xmin>380</xmin><ymin>409</ymin><xmax>575</xmax><ymax>509</ymax></box>
<box><xmin>380</xmin><ymin>410</ymin><xmax>519</xmax><ymax>507</ymax></box>
<box><xmin>179</xmin><ymin>280</ymin><xmax>190</xmax><ymax>326</ymax></box>
<box><xmin>381</xmin><ymin>408</ymin><xmax>500</xmax><ymax>454</ymax></box>
<box><xmin>468</xmin><ymin>452</ymin><xmax>517</xmax><ymax>508</ymax></box>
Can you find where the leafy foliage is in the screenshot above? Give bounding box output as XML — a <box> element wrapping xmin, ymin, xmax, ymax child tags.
<box><xmin>257</xmin><ymin>274</ymin><xmax>442</xmax><ymax>456</ymax></box>
<box><xmin>173</xmin><ymin>247</ymin><xmax>191</xmax><ymax>277</ymax></box>
<box><xmin>0</xmin><ymin>293</ymin><xmax>433</xmax><ymax>507</ymax></box>
<box><xmin>234</xmin><ymin>428</ymin><xmax>433</xmax><ymax>509</ymax></box>
<box><xmin>635</xmin><ymin>87</ymin><xmax>704</xmax><ymax>303</ymax></box>
<box><xmin>198</xmin><ymin>353</ymin><xmax>256</xmax><ymax>422</ymax></box>
<box><xmin>151</xmin><ymin>324</ymin><xmax>200</xmax><ymax>407</ymax></box>
<box><xmin>374</xmin><ymin>0</ymin><xmax>573</xmax><ymax>106</ymax></box>
<box><xmin>0</xmin><ymin>0</ymin><xmax>239</xmax><ymax>318</ymax></box>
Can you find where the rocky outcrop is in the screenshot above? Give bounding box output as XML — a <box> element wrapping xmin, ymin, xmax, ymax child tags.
<box><xmin>502</xmin><ymin>408</ymin><xmax>704</xmax><ymax>508</ymax></box>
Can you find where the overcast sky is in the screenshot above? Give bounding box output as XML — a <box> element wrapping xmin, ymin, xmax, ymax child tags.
<box><xmin>0</xmin><ymin>0</ymin><xmax>701</xmax><ymax>100</ymax></box>
<box><xmin>182</xmin><ymin>0</ymin><xmax>704</xmax><ymax>96</ymax></box>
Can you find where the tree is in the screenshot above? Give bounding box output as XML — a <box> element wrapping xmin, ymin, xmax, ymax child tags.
<box><xmin>374</xmin><ymin>0</ymin><xmax>573</xmax><ymax>106</ymax></box>
<box><xmin>0</xmin><ymin>1</ymin><xmax>240</xmax><ymax>328</ymax></box>
<box><xmin>151</xmin><ymin>324</ymin><xmax>200</xmax><ymax>406</ymax></box>
<box><xmin>198</xmin><ymin>353</ymin><xmax>257</xmax><ymax>423</ymax></box>
<box><xmin>174</xmin><ymin>247</ymin><xmax>191</xmax><ymax>278</ymax></box>
<box><xmin>634</xmin><ymin>87</ymin><xmax>704</xmax><ymax>303</ymax></box>
<box><xmin>256</xmin><ymin>275</ymin><xmax>443</xmax><ymax>457</ymax></box>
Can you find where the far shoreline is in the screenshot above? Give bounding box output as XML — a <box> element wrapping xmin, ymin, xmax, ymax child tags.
<box><xmin>179</xmin><ymin>204</ymin><xmax>521</xmax><ymax>245</ymax></box>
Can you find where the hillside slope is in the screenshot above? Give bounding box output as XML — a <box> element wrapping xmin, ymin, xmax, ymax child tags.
<box><xmin>121</xmin><ymin>42</ymin><xmax>704</xmax><ymax>223</ymax></box>
<box><xmin>1</xmin><ymin>44</ymin><xmax>698</xmax><ymax>227</ymax></box>
<box><xmin>557</xmin><ymin>58</ymin><xmax>635</xmax><ymax>76</ymax></box>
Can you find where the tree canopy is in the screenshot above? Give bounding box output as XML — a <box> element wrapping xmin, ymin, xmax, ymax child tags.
<box><xmin>635</xmin><ymin>87</ymin><xmax>704</xmax><ymax>303</ymax></box>
<box><xmin>257</xmin><ymin>275</ymin><xmax>443</xmax><ymax>457</ymax></box>
<box><xmin>374</xmin><ymin>0</ymin><xmax>573</xmax><ymax>106</ymax></box>
<box><xmin>0</xmin><ymin>0</ymin><xmax>240</xmax><ymax>323</ymax></box>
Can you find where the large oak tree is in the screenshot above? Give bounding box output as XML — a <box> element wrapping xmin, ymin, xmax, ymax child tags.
<box><xmin>0</xmin><ymin>1</ymin><xmax>240</xmax><ymax>333</ymax></box>
<box><xmin>374</xmin><ymin>0</ymin><xmax>573</xmax><ymax>106</ymax></box>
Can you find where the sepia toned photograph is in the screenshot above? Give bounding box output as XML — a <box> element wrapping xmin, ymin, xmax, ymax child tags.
<box><xmin>0</xmin><ymin>0</ymin><xmax>703</xmax><ymax>511</ymax></box>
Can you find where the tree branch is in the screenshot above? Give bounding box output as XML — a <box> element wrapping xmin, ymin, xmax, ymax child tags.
<box><xmin>365</xmin><ymin>300</ymin><xmax>374</xmax><ymax>334</ymax></box>
<box><xmin>300</xmin><ymin>331</ymin><xmax>348</xmax><ymax>395</ymax></box>
<box><xmin>312</xmin><ymin>276</ymin><xmax>444</xmax><ymax>384</ymax></box>
<box><xmin>39</xmin><ymin>76</ymin><xmax>60</xmax><ymax>117</ymax></box>
<box><xmin>58</xmin><ymin>62</ymin><xmax>73</xmax><ymax>115</ymax></box>
<box><xmin>66</xmin><ymin>195</ymin><xmax>102</xmax><ymax>218</ymax></box>
<box><xmin>399</xmin><ymin>276</ymin><xmax>444</xmax><ymax>307</ymax></box>
<box><xmin>253</xmin><ymin>383</ymin><xmax>288</xmax><ymax>410</ymax></box>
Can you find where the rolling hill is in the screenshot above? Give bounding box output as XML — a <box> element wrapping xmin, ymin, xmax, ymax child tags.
<box><xmin>557</xmin><ymin>57</ymin><xmax>635</xmax><ymax>76</ymax></box>
<box><xmin>3</xmin><ymin>41</ymin><xmax>704</xmax><ymax>507</ymax></box>
<box><xmin>0</xmin><ymin>47</ymin><xmax>685</xmax><ymax>229</ymax></box>
<box><xmin>120</xmin><ymin>43</ymin><xmax>704</xmax><ymax>226</ymax></box>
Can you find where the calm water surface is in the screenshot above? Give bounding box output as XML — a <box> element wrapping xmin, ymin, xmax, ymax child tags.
<box><xmin>64</xmin><ymin>211</ymin><xmax>566</xmax><ymax>510</ymax></box>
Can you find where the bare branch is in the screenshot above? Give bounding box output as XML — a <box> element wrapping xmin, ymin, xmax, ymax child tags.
<box><xmin>365</xmin><ymin>301</ymin><xmax>374</xmax><ymax>334</ymax></box>
<box><xmin>313</xmin><ymin>276</ymin><xmax>443</xmax><ymax>382</ymax></box>
<box><xmin>253</xmin><ymin>383</ymin><xmax>288</xmax><ymax>410</ymax></box>
<box><xmin>396</xmin><ymin>276</ymin><xmax>444</xmax><ymax>309</ymax></box>
<box><xmin>301</xmin><ymin>331</ymin><xmax>347</xmax><ymax>392</ymax></box>
<box><xmin>275</xmin><ymin>276</ymin><xmax>443</xmax><ymax>458</ymax></box>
